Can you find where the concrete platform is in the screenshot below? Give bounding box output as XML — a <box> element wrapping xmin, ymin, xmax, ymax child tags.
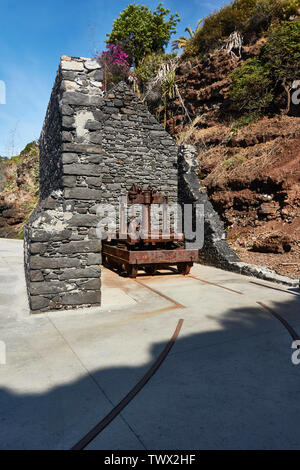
<box><xmin>0</xmin><ymin>238</ymin><xmax>300</xmax><ymax>449</ymax></box>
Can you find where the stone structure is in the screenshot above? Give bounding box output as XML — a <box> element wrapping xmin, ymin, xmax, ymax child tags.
<box><xmin>24</xmin><ymin>56</ymin><xmax>298</xmax><ymax>313</ymax></box>
<box><xmin>24</xmin><ymin>56</ymin><xmax>178</xmax><ymax>313</ymax></box>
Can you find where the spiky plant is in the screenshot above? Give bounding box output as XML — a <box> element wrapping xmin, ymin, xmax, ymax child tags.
<box><xmin>171</xmin><ymin>19</ymin><xmax>203</xmax><ymax>51</ymax></box>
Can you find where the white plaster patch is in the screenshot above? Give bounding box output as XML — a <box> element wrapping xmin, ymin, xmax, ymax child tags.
<box><xmin>74</xmin><ymin>110</ymin><xmax>94</xmax><ymax>139</ymax></box>
<box><xmin>32</xmin><ymin>209</ymin><xmax>73</xmax><ymax>232</ymax></box>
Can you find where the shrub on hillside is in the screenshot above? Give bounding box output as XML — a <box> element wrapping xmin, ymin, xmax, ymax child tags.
<box><xmin>97</xmin><ymin>44</ymin><xmax>132</xmax><ymax>90</ymax></box>
<box><xmin>134</xmin><ymin>52</ymin><xmax>176</xmax><ymax>84</ymax></box>
<box><xmin>185</xmin><ymin>0</ymin><xmax>300</xmax><ymax>56</ymax></box>
<box><xmin>261</xmin><ymin>19</ymin><xmax>300</xmax><ymax>112</ymax></box>
<box><xmin>229</xmin><ymin>57</ymin><xmax>274</xmax><ymax>115</ymax></box>
<box><xmin>246</xmin><ymin>0</ymin><xmax>299</xmax><ymax>35</ymax></box>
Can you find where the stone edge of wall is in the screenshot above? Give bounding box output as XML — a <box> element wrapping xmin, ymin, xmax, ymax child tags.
<box><xmin>24</xmin><ymin>56</ymin><xmax>104</xmax><ymax>314</ymax></box>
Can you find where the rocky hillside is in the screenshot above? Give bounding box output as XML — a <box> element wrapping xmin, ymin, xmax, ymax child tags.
<box><xmin>0</xmin><ymin>143</ymin><xmax>39</xmax><ymax>238</ymax></box>
<box><xmin>164</xmin><ymin>42</ymin><xmax>300</xmax><ymax>279</ymax></box>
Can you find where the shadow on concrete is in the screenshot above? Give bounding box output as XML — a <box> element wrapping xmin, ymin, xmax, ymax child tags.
<box><xmin>1</xmin><ymin>294</ymin><xmax>300</xmax><ymax>450</ymax></box>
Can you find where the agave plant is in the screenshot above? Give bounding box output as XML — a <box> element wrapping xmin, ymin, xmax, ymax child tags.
<box><xmin>171</xmin><ymin>19</ymin><xmax>203</xmax><ymax>50</ymax></box>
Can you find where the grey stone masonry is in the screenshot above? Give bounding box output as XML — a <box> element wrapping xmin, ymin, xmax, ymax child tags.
<box><xmin>178</xmin><ymin>144</ymin><xmax>240</xmax><ymax>268</ymax></box>
<box><xmin>24</xmin><ymin>56</ymin><xmax>178</xmax><ymax>313</ymax></box>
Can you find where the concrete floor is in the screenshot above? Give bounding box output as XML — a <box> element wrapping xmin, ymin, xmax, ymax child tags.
<box><xmin>0</xmin><ymin>238</ymin><xmax>300</xmax><ymax>449</ymax></box>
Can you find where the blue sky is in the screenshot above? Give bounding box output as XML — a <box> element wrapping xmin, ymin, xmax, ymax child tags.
<box><xmin>0</xmin><ymin>0</ymin><xmax>226</xmax><ymax>156</ymax></box>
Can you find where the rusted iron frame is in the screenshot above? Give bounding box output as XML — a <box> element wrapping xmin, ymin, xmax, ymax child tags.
<box><xmin>103</xmin><ymin>244</ymin><xmax>198</xmax><ymax>265</ymax></box>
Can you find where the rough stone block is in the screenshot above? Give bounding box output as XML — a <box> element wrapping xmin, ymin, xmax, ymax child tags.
<box><xmin>87</xmin><ymin>154</ymin><xmax>102</xmax><ymax>163</ymax></box>
<box><xmin>61</xmin><ymin>106</ymin><xmax>74</xmax><ymax>119</ymax></box>
<box><xmin>62</xmin><ymin>131</ymin><xmax>73</xmax><ymax>142</ymax></box>
<box><xmin>87</xmin><ymin>253</ymin><xmax>101</xmax><ymax>265</ymax></box>
<box><xmin>60</xmin><ymin>266</ymin><xmax>100</xmax><ymax>280</ymax></box>
<box><xmin>30</xmin><ymin>243</ymin><xmax>48</xmax><ymax>255</ymax></box>
<box><xmin>84</xmin><ymin>59</ymin><xmax>101</xmax><ymax>70</ymax></box>
<box><xmin>86</xmin><ymin>177</ymin><xmax>101</xmax><ymax>187</ymax></box>
<box><xmin>62</xmin><ymin>143</ymin><xmax>102</xmax><ymax>154</ymax></box>
<box><xmin>63</xmin><ymin>175</ymin><xmax>77</xmax><ymax>187</ymax></box>
<box><xmin>62</xmin><ymin>116</ymin><xmax>75</xmax><ymax>129</ymax></box>
<box><xmin>91</xmin><ymin>69</ymin><xmax>103</xmax><ymax>82</ymax></box>
<box><xmin>30</xmin><ymin>270</ymin><xmax>44</xmax><ymax>282</ymax></box>
<box><xmin>62</xmin><ymin>92</ymin><xmax>101</xmax><ymax>106</ymax></box>
<box><xmin>64</xmin><ymin>187</ymin><xmax>102</xmax><ymax>200</ymax></box>
<box><xmin>62</xmin><ymin>153</ymin><xmax>78</xmax><ymax>164</ymax></box>
<box><xmin>30</xmin><ymin>256</ymin><xmax>80</xmax><ymax>269</ymax></box>
<box><xmin>61</xmin><ymin>60</ymin><xmax>84</xmax><ymax>71</ymax></box>
<box><xmin>85</xmin><ymin>120</ymin><xmax>101</xmax><ymax>131</ymax></box>
<box><xmin>69</xmin><ymin>214</ymin><xmax>98</xmax><ymax>227</ymax></box>
<box><xmin>76</xmin><ymin>278</ymin><xmax>101</xmax><ymax>289</ymax></box>
<box><xmin>93</xmin><ymin>110</ymin><xmax>105</xmax><ymax>121</ymax></box>
<box><xmin>121</xmin><ymin>108</ymin><xmax>135</xmax><ymax>115</ymax></box>
<box><xmin>30</xmin><ymin>281</ymin><xmax>75</xmax><ymax>295</ymax></box>
<box><xmin>63</xmin><ymin>164</ymin><xmax>101</xmax><ymax>176</ymax></box>
<box><xmin>30</xmin><ymin>296</ymin><xmax>50</xmax><ymax>311</ymax></box>
<box><xmin>89</xmin><ymin>133</ymin><xmax>102</xmax><ymax>145</ymax></box>
<box><xmin>61</xmin><ymin>291</ymin><xmax>101</xmax><ymax>305</ymax></box>
<box><xmin>150</xmin><ymin>130</ymin><xmax>165</xmax><ymax>136</ymax></box>
<box><xmin>30</xmin><ymin>229</ymin><xmax>72</xmax><ymax>242</ymax></box>
<box><xmin>57</xmin><ymin>240</ymin><xmax>101</xmax><ymax>254</ymax></box>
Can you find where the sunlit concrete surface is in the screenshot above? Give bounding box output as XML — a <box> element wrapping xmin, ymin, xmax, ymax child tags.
<box><xmin>0</xmin><ymin>238</ymin><xmax>300</xmax><ymax>449</ymax></box>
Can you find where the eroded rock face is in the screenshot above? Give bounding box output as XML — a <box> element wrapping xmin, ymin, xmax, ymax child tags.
<box><xmin>162</xmin><ymin>40</ymin><xmax>300</xmax><ymax>279</ymax></box>
<box><xmin>0</xmin><ymin>162</ymin><xmax>7</xmax><ymax>193</ymax></box>
<box><xmin>0</xmin><ymin>145</ymin><xmax>39</xmax><ymax>238</ymax></box>
<box><xmin>196</xmin><ymin>121</ymin><xmax>300</xmax><ymax>279</ymax></box>
<box><xmin>166</xmin><ymin>49</ymin><xmax>241</xmax><ymax>134</ymax></box>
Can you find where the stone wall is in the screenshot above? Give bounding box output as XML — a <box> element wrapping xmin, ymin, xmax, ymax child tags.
<box><xmin>24</xmin><ymin>56</ymin><xmax>178</xmax><ymax>313</ymax></box>
<box><xmin>178</xmin><ymin>144</ymin><xmax>240</xmax><ymax>267</ymax></box>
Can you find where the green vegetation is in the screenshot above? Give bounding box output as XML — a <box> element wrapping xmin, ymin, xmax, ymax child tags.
<box><xmin>101</xmin><ymin>0</ymin><xmax>300</xmax><ymax>125</ymax></box>
<box><xmin>171</xmin><ymin>19</ymin><xmax>203</xmax><ymax>56</ymax></box>
<box><xmin>229</xmin><ymin>57</ymin><xmax>274</xmax><ymax>115</ymax></box>
<box><xmin>134</xmin><ymin>51</ymin><xmax>176</xmax><ymax>83</ymax></box>
<box><xmin>223</xmin><ymin>154</ymin><xmax>245</xmax><ymax>169</ymax></box>
<box><xmin>231</xmin><ymin>112</ymin><xmax>261</xmax><ymax>131</ymax></box>
<box><xmin>106</xmin><ymin>3</ymin><xmax>180</xmax><ymax>66</ymax></box>
<box><xmin>0</xmin><ymin>142</ymin><xmax>39</xmax><ymax>239</ymax></box>
<box><xmin>261</xmin><ymin>19</ymin><xmax>300</xmax><ymax>112</ymax></box>
<box><xmin>20</xmin><ymin>141</ymin><xmax>37</xmax><ymax>156</ymax></box>
<box><xmin>176</xmin><ymin>0</ymin><xmax>300</xmax><ymax>57</ymax></box>
<box><xmin>229</xmin><ymin>19</ymin><xmax>300</xmax><ymax>118</ymax></box>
